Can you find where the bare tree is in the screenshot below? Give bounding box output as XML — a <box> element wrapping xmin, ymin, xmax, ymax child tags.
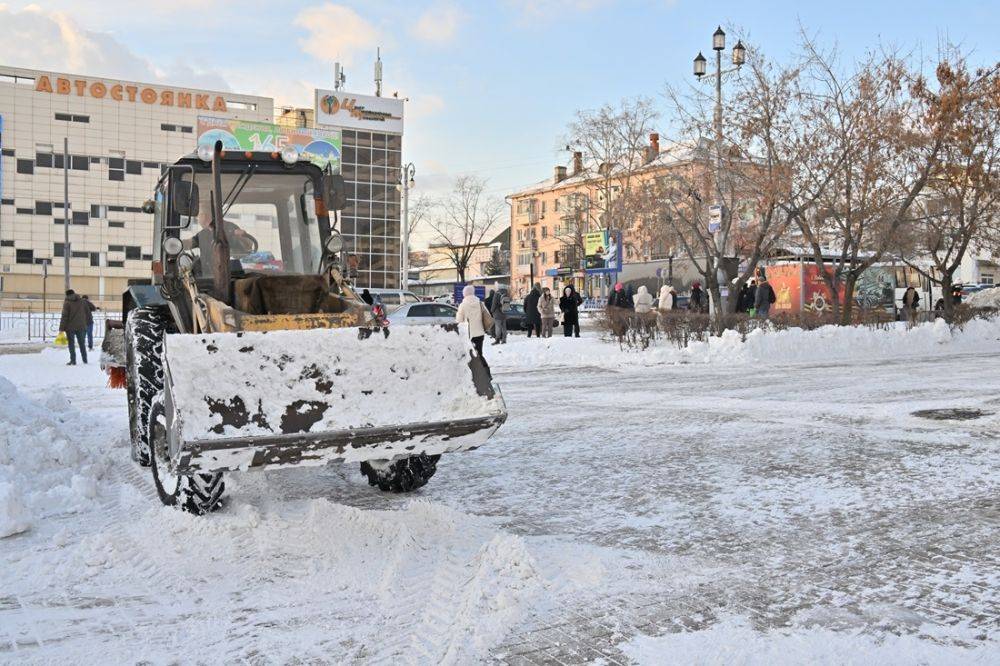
<box><xmin>425</xmin><ymin>176</ymin><xmax>504</xmax><ymax>283</ymax></box>
<box><xmin>897</xmin><ymin>56</ymin><xmax>1000</xmax><ymax>316</ymax></box>
<box><xmin>406</xmin><ymin>194</ymin><xmax>434</xmax><ymax>239</ymax></box>
<box><xmin>563</xmin><ymin>97</ymin><xmax>660</xmax><ymax>262</ymax></box>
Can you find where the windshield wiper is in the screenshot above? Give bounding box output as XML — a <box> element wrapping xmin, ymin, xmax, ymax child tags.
<box><xmin>222</xmin><ymin>164</ymin><xmax>257</xmax><ymax>218</ymax></box>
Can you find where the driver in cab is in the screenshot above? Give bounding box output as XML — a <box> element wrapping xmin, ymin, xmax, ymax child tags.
<box><xmin>184</xmin><ymin>206</ymin><xmax>252</xmax><ymax>255</ymax></box>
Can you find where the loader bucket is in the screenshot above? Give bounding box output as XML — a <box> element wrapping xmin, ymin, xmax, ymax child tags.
<box><xmin>160</xmin><ymin>325</ymin><xmax>507</xmax><ymax>474</ymax></box>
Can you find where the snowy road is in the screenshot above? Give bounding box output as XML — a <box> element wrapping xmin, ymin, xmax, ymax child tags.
<box><xmin>1</xmin><ymin>323</ymin><xmax>999</xmax><ymax>664</ymax></box>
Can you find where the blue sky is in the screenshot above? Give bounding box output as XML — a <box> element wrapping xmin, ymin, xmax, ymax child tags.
<box><xmin>1</xmin><ymin>0</ymin><xmax>997</xmax><ymax>204</ymax></box>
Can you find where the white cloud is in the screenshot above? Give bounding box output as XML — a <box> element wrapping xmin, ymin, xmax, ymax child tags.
<box><xmin>0</xmin><ymin>4</ymin><xmax>228</xmax><ymax>89</ymax></box>
<box><xmin>294</xmin><ymin>4</ymin><xmax>380</xmax><ymax>66</ymax></box>
<box><xmin>411</xmin><ymin>4</ymin><xmax>464</xmax><ymax>45</ymax></box>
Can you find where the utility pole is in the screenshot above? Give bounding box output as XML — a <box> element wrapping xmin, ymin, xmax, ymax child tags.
<box><xmin>400</xmin><ymin>163</ymin><xmax>415</xmax><ymax>289</ymax></box>
<box><xmin>63</xmin><ymin>137</ymin><xmax>70</xmax><ymax>290</ymax></box>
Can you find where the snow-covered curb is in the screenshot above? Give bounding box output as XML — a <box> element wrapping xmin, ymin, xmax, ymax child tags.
<box><xmin>489</xmin><ymin>317</ymin><xmax>1000</xmax><ymax>371</ymax></box>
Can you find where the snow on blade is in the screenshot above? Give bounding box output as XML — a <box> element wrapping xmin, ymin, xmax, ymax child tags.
<box><xmin>165</xmin><ymin>325</ymin><xmax>501</xmax><ymax>443</ymax></box>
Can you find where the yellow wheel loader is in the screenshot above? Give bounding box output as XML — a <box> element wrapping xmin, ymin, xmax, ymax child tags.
<box><xmin>102</xmin><ymin>142</ymin><xmax>506</xmax><ymax>514</ymax></box>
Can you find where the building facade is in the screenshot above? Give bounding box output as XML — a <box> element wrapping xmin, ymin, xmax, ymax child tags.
<box><xmin>0</xmin><ymin>66</ymin><xmax>271</xmax><ymax>308</ymax></box>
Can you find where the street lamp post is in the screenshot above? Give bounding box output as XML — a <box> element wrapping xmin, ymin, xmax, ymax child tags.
<box><xmin>400</xmin><ymin>163</ymin><xmax>415</xmax><ymax>290</ymax></box>
<box><xmin>694</xmin><ymin>26</ymin><xmax>745</xmax><ymax>316</ymax></box>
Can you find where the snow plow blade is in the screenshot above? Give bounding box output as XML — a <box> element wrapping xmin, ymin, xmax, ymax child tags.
<box><xmin>160</xmin><ymin>326</ymin><xmax>506</xmax><ymax>474</ymax></box>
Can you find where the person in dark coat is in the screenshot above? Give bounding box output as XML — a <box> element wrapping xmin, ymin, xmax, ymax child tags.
<box><xmin>559</xmin><ymin>285</ymin><xmax>583</xmax><ymax>337</ymax></box>
<box><xmin>360</xmin><ymin>289</ymin><xmax>374</xmax><ymax>305</ymax></box>
<box><xmin>736</xmin><ymin>281</ymin><xmax>756</xmax><ymax>314</ymax></box>
<box><xmin>59</xmin><ymin>289</ymin><xmax>91</xmax><ymax>365</ymax></box>
<box><xmin>754</xmin><ymin>278</ymin><xmax>776</xmax><ymax>318</ymax></box>
<box><xmin>524</xmin><ymin>283</ymin><xmax>542</xmax><ymax>338</ymax></box>
<box><xmin>689</xmin><ymin>282</ymin><xmax>705</xmax><ymax>312</ymax></box>
<box><xmin>82</xmin><ymin>295</ymin><xmax>98</xmax><ymax>350</ymax></box>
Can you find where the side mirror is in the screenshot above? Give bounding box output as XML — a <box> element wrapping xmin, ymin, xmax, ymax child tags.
<box><xmin>173</xmin><ymin>181</ymin><xmax>200</xmax><ymax>217</ymax></box>
<box><xmin>141</xmin><ymin>199</ymin><xmax>156</xmax><ymax>214</ymax></box>
<box><xmin>322</xmin><ymin>174</ymin><xmax>348</xmax><ymax>212</ymax></box>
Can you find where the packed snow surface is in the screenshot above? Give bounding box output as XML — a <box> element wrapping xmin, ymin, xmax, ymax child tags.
<box><xmin>1</xmin><ymin>320</ymin><xmax>999</xmax><ymax>663</ymax></box>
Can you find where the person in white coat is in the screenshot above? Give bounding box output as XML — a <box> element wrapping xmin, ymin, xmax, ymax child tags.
<box><xmin>657</xmin><ymin>285</ymin><xmax>674</xmax><ymax>313</ymax></box>
<box><xmin>633</xmin><ymin>285</ymin><xmax>654</xmax><ymax>313</ymax></box>
<box><xmin>455</xmin><ymin>284</ymin><xmax>492</xmax><ymax>363</ymax></box>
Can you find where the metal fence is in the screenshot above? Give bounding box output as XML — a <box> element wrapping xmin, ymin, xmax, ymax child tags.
<box><xmin>0</xmin><ymin>311</ymin><xmax>121</xmax><ymax>342</ymax></box>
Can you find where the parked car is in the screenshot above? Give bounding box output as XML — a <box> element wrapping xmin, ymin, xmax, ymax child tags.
<box><xmin>386</xmin><ymin>302</ymin><xmax>458</xmax><ymax>326</ymax></box>
<box><xmin>502</xmin><ymin>302</ymin><xmax>528</xmax><ymax>331</ymax></box>
<box><xmin>364</xmin><ymin>288</ymin><xmax>423</xmax><ymax>313</ymax></box>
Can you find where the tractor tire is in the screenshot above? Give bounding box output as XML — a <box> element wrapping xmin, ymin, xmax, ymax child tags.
<box><xmin>148</xmin><ymin>395</ymin><xmax>225</xmax><ymax>515</ymax></box>
<box><xmin>360</xmin><ymin>454</ymin><xmax>440</xmax><ymax>493</ymax></box>
<box><xmin>125</xmin><ymin>306</ymin><xmax>174</xmax><ymax>467</ymax></box>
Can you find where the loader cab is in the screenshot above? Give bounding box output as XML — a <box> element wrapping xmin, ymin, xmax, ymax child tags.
<box><xmin>146</xmin><ymin>150</ymin><xmax>365</xmax><ymax>332</ymax></box>
<box><xmin>156</xmin><ymin>154</ymin><xmax>336</xmax><ymax>282</ymax></box>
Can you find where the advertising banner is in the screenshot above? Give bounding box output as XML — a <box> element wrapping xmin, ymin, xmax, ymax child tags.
<box><xmin>315</xmin><ymin>90</ymin><xmax>404</xmax><ymax>134</ymax></box>
<box><xmin>584</xmin><ymin>230</ymin><xmax>622</xmax><ymax>274</ymax></box>
<box><xmin>196</xmin><ymin>117</ymin><xmax>342</xmax><ymax>171</ymax></box>
<box><xmin>767</xmin><ymin>262</ymin><xmax>845</xmax><ymax>314</ymax></box>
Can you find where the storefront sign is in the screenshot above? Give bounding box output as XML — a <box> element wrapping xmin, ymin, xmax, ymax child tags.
<box><xmin>34</xmin><ymin>75</ymin><xmax>228</xmax><ymax>111</ymax></box>
<box><xmin>314</xmin><ymin>90</ymin><xmax>404</xmax><ymax>134</ymax></box>
<box><xmin>196</xmin><ymin>117</ymin><xmax>342</xmax><ymax>171</ymax></box>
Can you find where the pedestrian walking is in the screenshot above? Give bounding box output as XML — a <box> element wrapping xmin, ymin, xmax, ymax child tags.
<box><xmin>491</xmin><ymin>291</ymin><xmax>510</xmax><ymax>344</ymax></box>
<box><xmin>82</xmin><ymin>295</ymin><xmax>99</xmax><ymax>350</ymax></box>
<box><xmin>689</xmin><ymin>282</ymin><xmax>705</xmax><ymax>312</ymax></box>
<box><xmin>361</xmin><ymin>289</ymin><xmax>374</xmax><ymax>305</ymax></box>
<box><xmin>58</xmin><ymin>289</ymin><xmax>91</xmax><ymax>365</ymax></box>
<box><xmin>455</xmin><ymin>285</ymin><xmax>493</xmax><ymax>370</ymax></box>
<box><xmin>559</xmin><ymin>285</ymin><xmax>583</xmax><ymax>337</ymax></box>
<box><xmin>538</xmin><ymin>287</ymin><xmax>556</xmax><ymax>337</ymax></box>
<box><xmin>901</xmin><ymin>286</ymin><xmax>921</xmax><ymax>326</ymax></box>
<box><xmin>754</xmin><ymin>277</ymin><xmax>776</xmax><ymax>319</ymax></box>
<box><xmin>657</xmin><ymin>285</ymin><xmax>674</xmax><ymax>312</ymax></box>
<box><xmin>524</xmin><ymin>283</ymin><xmax>542</xmax><ymax>338</ymax></box>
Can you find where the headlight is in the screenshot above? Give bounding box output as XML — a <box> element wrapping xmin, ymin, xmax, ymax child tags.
<box><xmin>197</xmin><ymin>144</ymin><xmax>214</xmax><ymax>162</ymax></box>
<box><xmin>177</xmin><ymin>253</ymin><xmax>194</xmax><ymax>271</ymax></box>
<box><xmin>280</xmin><ymin>145</ymin><xmax>299</xmax><ymax>165</ymax></box>
<box><xmin>325</xmin><ymin>233</ymin><xmax>344</xmax><ymax>254</ymax></box>
<box><xmin>163</xmin><ymin>237</ymin><xmax>184</xmax><ymax>256</ymax></box>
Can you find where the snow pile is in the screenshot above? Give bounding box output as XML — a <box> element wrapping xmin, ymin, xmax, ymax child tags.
<box><xmin>489</xmin><ymin>317</ymin><xmax>1000</xmax><ymax>370</ymax></box>
<box><xmin>0</xmin><ymin>375</ymin><xmax>106</xmax><ymax>537</ymax></box>
<box><xmin>620</xmin><ymin>617</ymin><xmax>999</xmax><ymax>664</ymax></box>
<box><xmin>966</xmin><ymin>287</ymin><xmax>1000</xmax><ymax>309</ymax></box>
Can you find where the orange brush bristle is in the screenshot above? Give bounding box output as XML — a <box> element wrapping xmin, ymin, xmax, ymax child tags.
<box><xmin>107</xmin><ymin>367</ymin><xmax>127</xmax><ymax>389</ymax></box>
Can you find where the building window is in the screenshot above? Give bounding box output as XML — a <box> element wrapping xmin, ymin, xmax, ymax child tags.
<box><xmin>108</xmin><ymin>245</ymin><xmax>124</xmax><ymax>252</ymax></box>
<box><xmin>15</xmin><ymin>249</ymin><xmax>33</xmax><ymax>264</ymax></box>
<box><xmin>125</xmin><ymin>246</ymin><xmax>142</xmax><ymax>260</ymax></box>
<box><xmin>72</xmin><ymin>211</ymin><xmax>89</xmax><ymax>225</ymax></box>
<box><xmin>109</xmin><ymin>157</ymin><xmax>124</xmax><ymax>169</ymax></box>
<box><xmin>0</xmin><ymin>240</ymin><xmax>14</xmax><ymax>247</ymax></box>
<box><xmin>54</xmin><ymin>243</ymin><xmax>65</xmax><ymax>257</ymax></box>
<box><xmin>54</xmin><ymin>112</ymin><xmax>72</xmax><ymax>121</ymax></box>
<box><xmin>0</xmin><ymin>73</ymin><xmax>35</xmax><ymax>86</ymax></box>
<box><xmin>541</xmin><ymin>226</ymin><xmax>548</xmax><ymax>238</ymax></box>
<box><xmin>90</xmin><ymin>253</ymin><xmax>101</xmax><ymax>267</ymax></box>
<box><xmin>16</xmin><ymin>159</ymin><xmax>33</xmax><ymax>175</ymax></box>
<box><xmin>71</xmin><ymin>155</ymin><xmax>89</xmax><ymax>171</ymax></box>
<box><xmin>160</xmin><ymin>123</ymin><xmax>177</xmax><ymax>132</ymax></box>
<box><xmin>54</xmin><ymin>112</ymin><xmax>89</xmax><ymax>123</ymax></box>
<box><xmin>108</xmin><ymin>221</ymin><xmax>125</xmax><ymax>228</ymax></box>
<box><xmin>1</xmin><ymin>148</ymin><xmax>14</xmax><ymax>157</ymax></box>
<box><xmin>180</xmin><ymin>126</ymin><xmax>193</xmax><ymax>133</ymax></box>
<box><xmin>107</xmin><ymin>260</ymin><xmax>125</xmax><ymax>268</ymax></box>
<box><xmin>1</xmin><ymin>198</ymin><xmax>13</xmax><ymax>206</ymax></box>
<box><xmin>15</xmin><ymin>207</ymin><xmax>33</xmax><ymax>215</ymax></box>
<box><xmin>72</xmin><ymin>115</ymin><xmax>89</xmax><ymax>123</ymax></box>
<box><xmin>91</xmin><ymin>204</ymin><xmax>108</xmax><ymax>219</ymax></box>
<box><xmin>109</xmin><ymin>170</ymin><xmax>124</xmax><ymax>182</ymax></box>
<box><xmin>982</xmin><ymin>273</ymin><xmax>995</xmax><ymax>285</ymax></box>
<box><xmin>36</xmin><ymin>153</ymin><xmax>53</xmax><ymax>168</ymax></box>
<box><xmin>126</xmin><ymin>161</ymin><xmax>141</xmax><ymax>175</ymax></box>
<box><xmin>35</xmin><ymin>201</ymin><xmax>52</xmax><ymax>215</ymax></box>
